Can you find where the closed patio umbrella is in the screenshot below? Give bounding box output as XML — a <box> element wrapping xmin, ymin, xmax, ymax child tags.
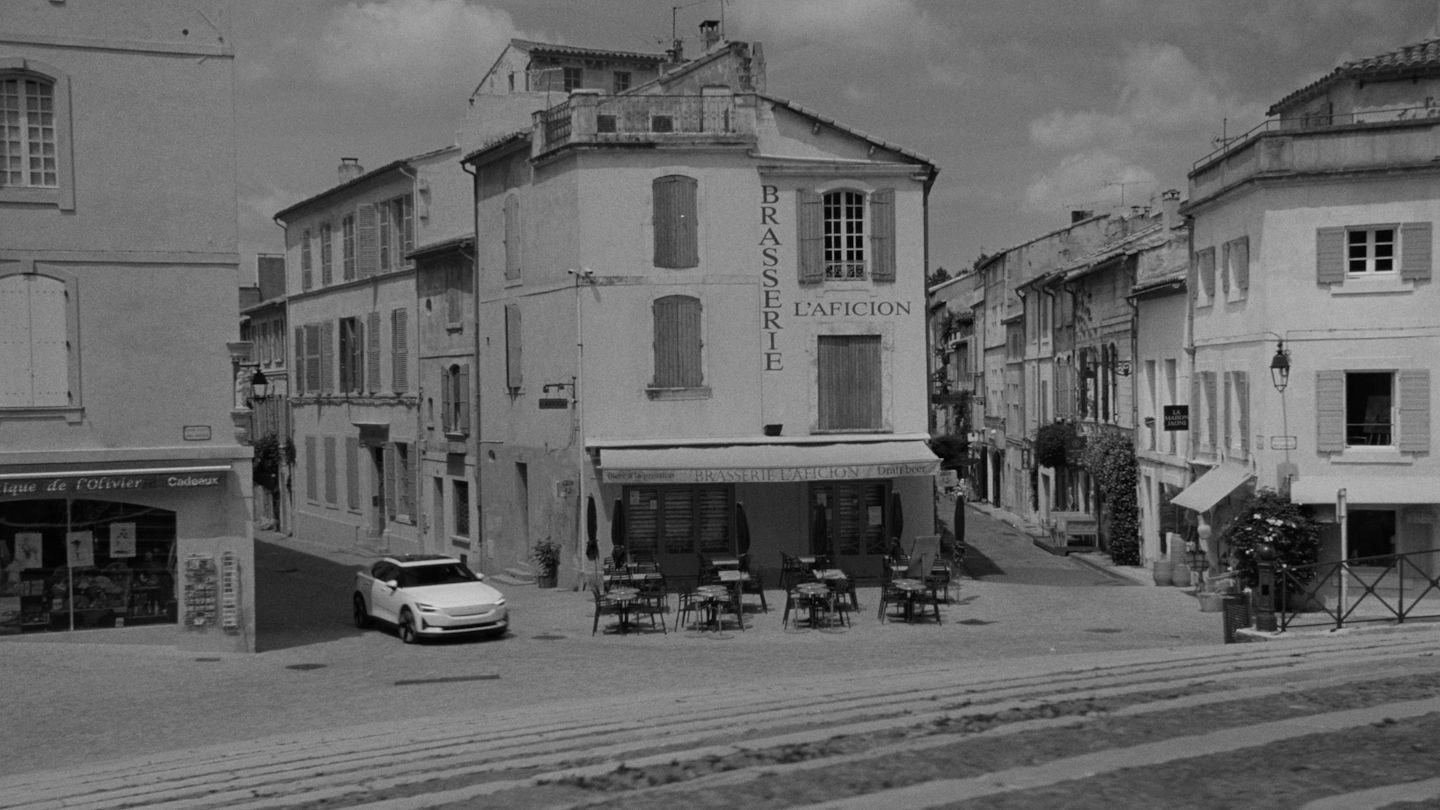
<box><xmin>890</xmin><ymin>491</ymin><xmax>905</xmax><ymax>551</ymax></box>
<box><xmin>953</xmin><ymin>491</ymin><xmax>966</xmax><ymax>546</ymax></box>
<box><xmin>810</xmin><ymin>505</ymin><xmax>829</xmax><ymax>556</ymax></box>
<box><xmin>610</xmin><ymin>498</ymin><xmax>627</xmax><ymax>565</ymax></box>
<box><xmin>585</xmin><ymin>495</ymin><xmax>598</xmax><ymax>561</ymax></box>
<box><xmin>736</xmin><ymin>501</ymin><xmax>751</xmax><ymax>558</ymax></box>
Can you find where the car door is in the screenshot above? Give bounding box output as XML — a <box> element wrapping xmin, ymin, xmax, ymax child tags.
<box><xmin>369</xmin><ymin>562</ymin><xmax>403</xmax><ymax>624</ymax></box>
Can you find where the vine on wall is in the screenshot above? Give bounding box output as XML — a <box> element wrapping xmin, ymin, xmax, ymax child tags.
<box><xmin>1081</xmin><ymin>429</ymin><xmax>1140</xmax><ymax>566</ymax></box>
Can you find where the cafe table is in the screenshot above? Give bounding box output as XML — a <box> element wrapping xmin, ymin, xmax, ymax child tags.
<box><xmin>694</xmin><ymin>584</ymin><xmax>734</xmax><ymax>631</ymax></box>
<box><xmin>889</xmin><ymin>577</ymin><xmax>926</xmax><ymax>623</ymax></box>
<box><xmin>606</xmin><ymin>585</ymin><xmax>640</xmax><ymax>633</ymax></box>
<box><xmin>792</xmin><ymin>581</ymin><xmax>832</xmax><ymax>628</ymax></box>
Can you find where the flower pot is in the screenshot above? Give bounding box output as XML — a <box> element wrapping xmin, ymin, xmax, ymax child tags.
<box><xmin>1198</xmin><ymin>592</ymin><xmax>1226</xmax><ymax>612</ymax></box>
<box><xmin>1171</xmin><ymin>562</ymin><xmax>1192</xmax><ymax>587</ymax></box>
<box><xmin>536</xmin><ymin>574</ymin><xmax>557</xmax><ymax>589</ymax></box>
<box><xmin>1152</xmin><ymin>560</ymin><xmax>1174</xmax><ymax>586</ymax></box>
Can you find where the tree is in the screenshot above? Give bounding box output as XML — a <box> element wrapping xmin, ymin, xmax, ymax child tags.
<box><xmin>1218</xmin><ymin>489</ymin><xmax>1321</xmax><ymax>597</ymax></box>
<box><xmin>1081</xmin><ymin>430</ymin><xmax>1139</xmax><ymax>566</ymax></box>
<box><xmin>927</xmin><ymin>266</ymin><xmax>951</xmax><ymax>287</ymax></box>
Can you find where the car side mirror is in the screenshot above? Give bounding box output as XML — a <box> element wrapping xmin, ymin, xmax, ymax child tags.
<box><xmin>385</xmin><ymin>579</ymin><xmax>399</xmax><ymax>590</ymax></box>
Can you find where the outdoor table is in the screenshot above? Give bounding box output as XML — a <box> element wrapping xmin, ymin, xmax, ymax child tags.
<box><xmin>695</xmin><ymin>584</ymin><xmax>732</xmax><ymax>631</ymax></box>
<box><xmin>607</xmin><ymin>586</ymin><xmax>640</xmax><ymax>633</ymax></box>
<box><xmin>793</xmin><ymin>581</ymin><xmax>832</xmax><ymax>628</ymax></box>
<box><xmin>711</xmin><ymin>557</ymin><xmax>742</xmax><ymax>569</ymax></box>
<box><xmin>890</xmin><ymin>577</ymin><xmax>925</xmax><ymax>623</ymax></box>
<box><xmin>814</xmin><ymin>568</ymin><xmax>858</xmax><ymax>609</ymax></box>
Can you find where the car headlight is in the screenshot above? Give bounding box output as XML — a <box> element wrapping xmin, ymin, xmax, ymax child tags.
<box><xmin>494</xmin><ymin>598</ymin><xmax>506</xmax><ymax>606</ymax></box>
<box><xmin>413</xmin><ymin>602</ymin><xmax>439</xmax><ymax>613</ymax></box>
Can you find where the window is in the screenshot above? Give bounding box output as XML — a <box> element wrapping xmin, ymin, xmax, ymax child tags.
<box><xmin>797</xmin><ymin>187</ymin><xmax>895</xmax><ymax>283</ymax></box>
<box><xmin>442</xmin><ymin>363</ymin><xmax>470</xmax><ymax>436</ymax></box>
<box><xmin>651</xmin><ymin>295</ymin><xmax>704</xmax><ymax>389</ymax></box>
<box><xmin>1224</xmin><ymin>371</ymin><xmax>1250</xmax><ymax>456</ymax></box>
<box><xmin>817</xmin><ymin>334</ymin><xmax>882</xmax><ymax>431</ymax></box>
<box><xmin>1344</xmin><ymin>372</ymin><xmax>1394</xmax><ymax>447</ymax></box>
<box><xmin>453</xmin><ymin>480</ymin><xmax>470</xmax><ymax>537</ymax></box>
<box><xmin>338</xmin><ymin>317</ymin><xmax>363</xmax><ymax>395</ymax></box>
<box><xmin>1191</xmin><ymin>370</ymin><xmax>1218</xmax><ymax>455</ymax></box>
<box><xmin>378</xmin><ymin>195</ymin><xmax>413</xmax><ymax>272</ymax></box>
<box><xmin>389</xmin><ymin>442</ymin><xmax>414</xmax><ymax>521</ymax></box>
<box><xmin>323</xmin><ymin>436</ymin><xmax>338</xmax><ymax>506</ymax></box>
<box><xmin>1222</xmin><ymin>236</ymin><xmax>1249</xmax><ymax>301</ymax></box>
<box><xmin>342</xmin><ymin>214</ymin><xmax>357</xmax><ymax>280</ymax></box>
<box><xmin>300</xmin><ymin>229</ymin><xmax>313</xmax><ymax>289</ymax></box>
<box><xmin>1317</xmin><ymin>223</ymin><xmax>1432</xmax><ymax>285</ymax></box>
<box><xmin>613</xmin><ymin>71</ymin><xmax>631</xmax><ymax>93</ymax></box>
<box><xmin>302</xmin><ymin>323</ymin><xmax>324</xmax><ymax>393</ymax></box>
<box><xmin>810</xmin><ymin>481</ymin><xmax>889</xmax><ymax>557</ymax></box>
<box><xmin>623</xmin><ymin>485</ymin><xmax>732</xmax><ymax>561</ymax></box>
<box><xmin>1347</xmin><ymin>228</ymin><xmax>1394</xmax><ymax>274</ymax></box>
<box><xmin>304</xmin><ymin>435</ymin><xmax>318</xmax><ymax>502</ymax></box>
<box><xmin>320</xmin><ymin>222</ymin><xmax>333</xmax><ymax>285</ymax></box>
<box><xmin>562</xmin><ymin>67</ymin><xmax>582</xmax><ymax>91</ymax></box>
<box><xmin>653</xmin><ymin>175</ymin><xmax>699</xmax><ymax>268</ymax></box>
<box><xmin>345</xmin><ymin>436</ymin><xmax>360</xmax><ymax>512</ymax></box>
<box><xmin>391</xmin><ymin>307</ymin><xmax>408</xmax><ymax>393</ymax></box>
<box><xmin>503</xmin><ymin>195</ymin><xmax>521</xmax><ymax>280</ymax></box>
<box><xmin>504</xmin><ymin>303</ymin><xmax>522</xmax><ymax>390</ymax></box>
<box><xmin>0</xmin><ymin>271</ymin><xmax>77</xmax><ymax>410</ymax></box>
<box><xmin>0</xmin><ymin>60</ymin><xmax>73</xmax><ymax>209</ymax></box>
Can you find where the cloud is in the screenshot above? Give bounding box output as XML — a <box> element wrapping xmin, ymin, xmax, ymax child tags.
<box><xmin>314</xmin><ymin>0</ymin><xmax>522</xmax><ymax>103</ymax></box>
<box><xmin>730</xmin><ymin>0</ymin><xmax>932</xmax><ymax>52</ymax></box>
<box><xmin>1022</xmin><ymin>149</ymin><xmax>1156</xmax><ymax>215</ymax></box>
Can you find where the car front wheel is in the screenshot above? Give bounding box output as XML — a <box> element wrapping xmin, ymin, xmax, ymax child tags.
<box><xmin>352</xmin><ymin>594</ymin><xmax>371</xmax><ymax>629</ymax></box>
<box><xmin>397</xmin><ymin>608</ymin><xmax>418</xmax><ymax>644</ymax></box>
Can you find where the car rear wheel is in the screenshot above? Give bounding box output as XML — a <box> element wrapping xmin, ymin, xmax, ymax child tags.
<box><xmin>352</xmin><ymin>594</ymin><xmax>371</xmax><ymax>629</ymax></box>
<box><xmin>397</xmin><ymin>608</ymin><xmax>418</xmax><ymax>644</ymax></box>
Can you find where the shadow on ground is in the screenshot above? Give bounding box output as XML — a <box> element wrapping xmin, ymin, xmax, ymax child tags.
<box><xmin>254</xmin><ymin>539</ymin><xmax>366</xmax><ymax>653</ymax></box>
<box><xmin>958</xmin><ymin>543</ymin><xmax>1006</xmax><ymax>579</ymax></box>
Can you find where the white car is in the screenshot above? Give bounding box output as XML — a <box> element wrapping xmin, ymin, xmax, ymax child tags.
<box><xmin>353</xmin><ymin>555</ymin><xmax>508</xmax><ymax>643</ymax></box>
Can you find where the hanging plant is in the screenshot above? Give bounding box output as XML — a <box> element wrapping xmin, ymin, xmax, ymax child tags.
<box><xmin>1081</xmin><ymin>429</ymin><xmax>1140</xmax><ymax>566</ymax></box>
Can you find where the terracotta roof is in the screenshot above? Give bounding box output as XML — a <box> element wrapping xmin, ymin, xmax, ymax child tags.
<box><xmin>508</xmin><ymin>38</ymin><xmax>669</xmax><ymax>64</ymax></box>
<box><xmin>1268</xmin><ymin>37</ymin><xmax>1440</xmax><ymax>115</ymax></box>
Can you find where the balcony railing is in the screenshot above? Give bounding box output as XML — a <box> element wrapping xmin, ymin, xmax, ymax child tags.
<box><xmin>1189</xmin><ymin>104</ymin><xmax>1440</xmax><ymax>203</ymax></box>
<box><xmin>534</xmin><ymin>91</ymin><xmax>756</xmax><ymax>156</ymax></box>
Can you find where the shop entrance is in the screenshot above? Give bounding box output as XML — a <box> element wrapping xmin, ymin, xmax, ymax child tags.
<box><xmin>620</xmin><ymin>484</ymin><xmax>734</xmax><ymax>579</ymax></box>
<box><xmin>1</xmin><ymin>499</ymin><xmax>177</xmax><ymax>634</ymax></box>
<box><xmin>809</xmin><ymin>480</ymin><xmax>890</xmax><ymax>580</ymax></box>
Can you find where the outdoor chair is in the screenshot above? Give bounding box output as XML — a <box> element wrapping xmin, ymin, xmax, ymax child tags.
<box><xmin>633</xmin><ymin>573</ymin><xmax>669</xmax><ymax>633</ymax></box>
<box><xmin>591</xmin><ymin>585</ymin><xmax>623</xmax><ymax>635</ymax></box>
<box><xmin>673</xmin><ymin>586</ymin><xmax>700</xmax><ymax>631</ymax></box>
<box><xmin>925</xmin><ymin>560</ymin><xmax>957</xmax><ymax>603</ymax></box>
<box><xmin>823</xmin><ymin>577</ymin><xmax>852</xmax><ymax>627</ymax></box>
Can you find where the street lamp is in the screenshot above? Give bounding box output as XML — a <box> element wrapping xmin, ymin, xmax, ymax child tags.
<box><xmin>249</xmin><ymin>368</ymin><xmax>270</xmax><ymax>403</ymax></box>
<box><xmin>1269</xmin><ymin>340</ymin><xmax>1290</xmax><ymax>393</ymax></box>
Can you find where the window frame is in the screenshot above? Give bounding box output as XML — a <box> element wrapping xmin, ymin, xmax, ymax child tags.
<box><xmin>338</xmin><ymin>316</ymin><xmax>364</xmax><ymax>395</ymax></box>
<box><xmin>1346</xmin><ymin>226</ymin><xmax>1396</xmax><ymax>275</ymax></box>
<box><xmin>822</xmin><ymin>189</ymin><xmax>867</xmax><ymax>280</ymax></box>
<box><xmin>649</xmin><ymin>294</ymin><xmax>708</xmax><ymax>396</ymax></box>
<box><xmin>342</xmin><ymin>214</ymin><xmax>357</xmax><ymax>280</ymax></box>
<box><xmin>0</xmin><ymin>58</ymin><xmax>74</xmax><ymax>210</ymax></box>
<box><xmin>320</xmin><ymin>222</ymin><xmax>333</xmax><ymax>286</ymax></box>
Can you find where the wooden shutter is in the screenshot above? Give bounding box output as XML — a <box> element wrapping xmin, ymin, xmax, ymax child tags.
<box><xmin>323</xmin><ymin>436</ymin><xmax>337</xmax><ymax>505</ymax></box>
<box><xmin>440</xmin><ymin>367</ymin><xmax>454</xmax><ymax>433</ymax></box>
<box><xmin>1316</xmin><ymin>370</ymin><xmax>1345</xmax><ymax>452</ymax></box>
<box><xmin>366</xmin><ymin>311</ymin><xmax>381</xmax><ymax>393</ymax></box>
<box><xmin>306</xmin><ymin>324</ymin><xmax>322</xmax><ymax>393</ymax></box>
<box><xmin>818</xmin><ymin>335</ymin><xmax>882</xmax><ymax>430</ymax></box>
<box><xmin>357</xmin><ymin>203</ymin><xmax>379</xmax><ymax>278</ymax></box>
<box><xmin>1220</xmin><ymin>242</ymin><xmax>1231</xmax><ymax>296</ymax></box>
<box><xmin>383</xmin><ymin>443</ymin><xmax>397</xmax><ymax>519</ymax></box>
<box><xmin>321</xmin><ymin>321</ymin><xmax>335</xmax><ymax>393</ymax></box>
<box><xmin>345</xmin><ymin>437</ymin><xmax>360</xmax><ymax>511</ymax></box>
<box><xmin>1316</xmin><ymin>227</ymin><xmax>1346</xmax><ymax>284</ymax></box>
<box><xmin>1204</xmin><ymin>371</ymin><xmax>1217</xmax><ymax>452</ymax></box>
<box><xmin>305</xmin><ymin>436</ymin><xmax>318</xmax><ymax>501</ymax></box>
<box><xmin>505</xmin><ymin>303</ymin><xmax>522</xmax><ymax>390</ymax></box>
<box><xmin>28</xmin><ymin>277</ymin><xmax>68</xmax><ymax>406</ymax></box>
<box><xmin>870</xmin><ymin>188</ymin><xmax>896</xmax><ymax>281</ymax></box>
<box><xmin>1233</xmin><ymin>236</ymin><xmax>1250</xmax><ymax>291</ymax></box>
<box><xmin>1223</xmin><ymin>372</ymin><xmax>1232</xmax><ymax>451</ymax></box>
<box><xmin>401</xmin><ymin>195</ymin><xmax>415</xmax><ymax>255</ymax></box>
<box><xmin>653</xmin><ymin>175</ymin><xmax>698</xmax><ymax>269</ymax></box>
<box><xmin>797</xmin><ymin>189</ymin><xmax>823</xmax><ymax>283</ymax></box>
<box><xmin>1399</xmin><ymin>222</ymin><xmax>1433</xmax><ymax>282</ymax></box>
<box><xmin>458</xmin><ymin>364</ymin><xmax>471</xmax><ymax>434</ymax></box>
<box><xmin>652</xmin><ymin>295</ymin><xmax>702</xmax><ymax>388</ymax></box>
<box><xmin>321</xmin><ymin>224</ymin><xmax>333</xmax><ymax>285</ymax></box>
<box><xmin>1196</xmin><ymin>248</ymin><xmax>1215</xmax><ymax>300</ymax></box>
<box><xmin>1236</xmin><ymin>371</ymin><xmax>1250</xmax><ymax>453</ymax></box>
<box><xmin>391</xmin><ymin>307</ymin><xmax>408</xmax><ymax>393</ymax></box>
<box><xmin>1399</xmin><ymin>369</ymin><xmax>1431</xmax><ymax>453</ymax></box>
<box><xmin>504</xmin><ymin>195</ymin><xmax>521</xmax><ymax>280</ymax></box>
<box><xmin>294</xmin><ymin>326</ymin><xmax>306</xmax><ymax>395</ymax></box>
<box><xmin>1189</xmin><ymin>372</ymin><xmax>1200</xmax><ymax>457</ymax></box>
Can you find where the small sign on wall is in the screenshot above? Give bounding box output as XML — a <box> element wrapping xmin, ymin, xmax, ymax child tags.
<box><xmin>1163</xmin><ymin>405</ymin><xmax>1189</xmax><ymax>431</ymax></box>
<box><xmin>183</xmin><ymin>425</ymin><xmax>212</xmax><ymax>441</ymax></box>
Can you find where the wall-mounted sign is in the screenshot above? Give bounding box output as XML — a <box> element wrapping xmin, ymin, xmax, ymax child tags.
<box><xmin>538</xmin><ymin>398</ymin><xmax>570</xmax><ymax>409</ymax></box>
<box><xmin>183</xmin><ymin>425</ymin><xmax>212</xmax><ymax>441</ymax></box>
<box><xmin>1270</xmin><ymin>435</ymin><xmax>1297</xmax><ymax>450</ymax></box>
<box><xmin>1162</xmin><ymin>405</ymin><xmax>1189</xmax><ymax>431</ymax></box>
<box><xmin>0</xmin><ymin>471</ymin><xmax>226</xmax><ymax>500</ymax></box>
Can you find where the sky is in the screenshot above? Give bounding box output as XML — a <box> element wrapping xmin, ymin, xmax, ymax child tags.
<box><xmin>229</xmin><ymin>0</ymin><xmax>1440</xmax><ymax>279</ymax></box>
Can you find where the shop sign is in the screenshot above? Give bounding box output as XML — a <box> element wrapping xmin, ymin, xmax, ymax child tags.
<box><xmin>0</xmin><ymin>471</ymin><xmax>227</xmax><ymax>500</ymax></box>
<box><xmin>1163</xmin><ymin>405</ymin><xmax>1189</xmax><ymax>431</ymax></box>
<box><xmin>603</xmin><ymin>460</ymin><xmax>939</xmax><ymax>484</ymax></box>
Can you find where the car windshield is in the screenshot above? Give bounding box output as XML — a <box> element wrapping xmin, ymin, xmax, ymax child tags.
<box><xmin>399</xmin><ymin>563</ymin><xmax>478</xmax><ymax>588</ymax></box>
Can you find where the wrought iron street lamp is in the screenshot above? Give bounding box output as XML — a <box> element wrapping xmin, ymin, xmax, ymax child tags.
<box><xmin>249</xmin><ymin>368</ymin><xmax>270</xmax><ymax>402</ymax></box>
<box><xmin>1269</xmin><ymin>340</ymin><xmax>1291</xmax><ymax>393</ymax></box>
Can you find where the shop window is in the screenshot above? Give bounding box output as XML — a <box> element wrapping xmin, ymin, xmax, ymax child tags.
<box><xmin>2</xmin><ymin>500</ymin><xmax>177</xmax><ymax>633</ymax></box>
<box><xmin>0</xmin><ymin>59</ymin><xmax>74</xmax><ymax>210</ymax></box>
<box><xmin>621</xmin><ymin>485</ymin><xmax>731</xmax><ymax>563</ymax></box>
<box><xmin>809</xmin><ymin>481</ymin><xmax>889</xmax><ymax>557</ymax></box>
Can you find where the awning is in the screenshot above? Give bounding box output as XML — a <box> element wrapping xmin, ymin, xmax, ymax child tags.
<box><xmin>1170</xmin><ymin>462</ymin><xmax>1254</xmax><ymax>512</ymax></box>
<box><xmin>1290</xmin><ymin>475</ymin><xmax>1440</xmax><ymax>505</ymax></box>
<box><xmin>0</xmin><ymin>464</ymin><xmax>231</xmax><ymax>501</ymax></box>
<box><xmin>598</xmin><ymin>441</ymin><xmax>940</xmax><ymax>485</ymax></box>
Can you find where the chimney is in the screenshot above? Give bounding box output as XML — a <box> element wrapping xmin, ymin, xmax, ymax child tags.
<box><xmin>1160</xmin><ymin>188</ymin><xmax>1181</xmax><ymax>230</ymax></box>
<box><xmin>700</xmin><ymin>19</ymin><xmax>722</xmax><ymax>50</ymax></box>
<box><xmin>338</xmin><ymin>157</ymin><xmax>364</xmax><ymax>184</ymax></box>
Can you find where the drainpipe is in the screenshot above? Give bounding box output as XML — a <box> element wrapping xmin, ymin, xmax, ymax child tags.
<box><xmin>461</xmin><ymin>158</ymin><xmax>482</xmax><ymax>570</ymax></box>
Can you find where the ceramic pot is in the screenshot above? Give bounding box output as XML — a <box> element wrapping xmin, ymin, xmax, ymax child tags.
<box><xmin>1171</xmin><ymin>562</ymin><xmax>1192</xmax><ymax>587</ymax></box>
<box><xmin>1152</xmin><ymin>560</ymin><xmax>1174</xmax><ymax>586</ymax></box>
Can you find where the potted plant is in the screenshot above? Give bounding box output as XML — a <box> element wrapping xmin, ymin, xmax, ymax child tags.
<box><xmin>531</xmin><ymin>539</ymin><xmax>561</xmax><ymax>589</ymax></box>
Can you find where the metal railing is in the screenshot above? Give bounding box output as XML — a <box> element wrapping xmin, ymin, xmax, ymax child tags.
<box><xmin>1277</xmin><ymin>548</ymin><xmax>1440</xmax><ymax>630</ymax></box>
<box><xmin>1193</xmin><ymin>103</ymin><xmax>1440</xmax><ymax>170</ymax></box>
<box><xmin>536</xmin><ymin>93</ymin><xmax>745</xmax><ymax>154</ymax></box>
